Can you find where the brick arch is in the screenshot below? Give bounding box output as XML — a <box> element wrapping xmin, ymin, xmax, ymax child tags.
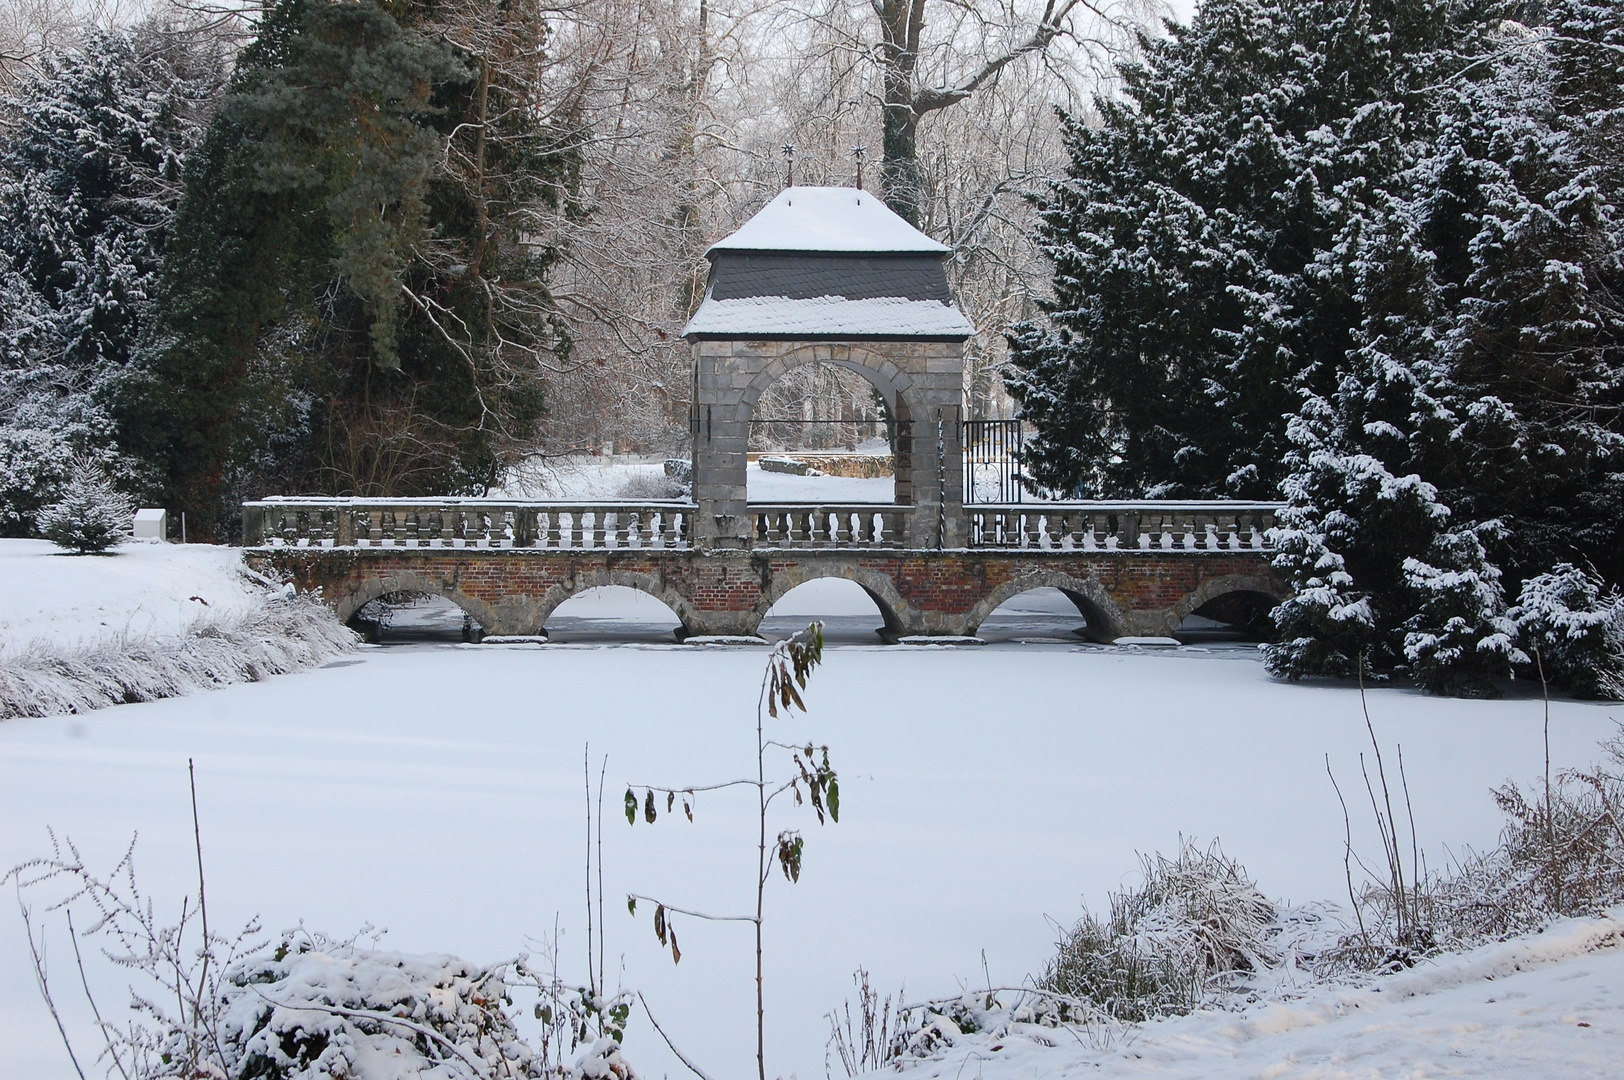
<box><xmin>739</xmin><ymin>344</ymin><xmax>918</xmax><ymax>423</ymax></box>
<box><xmin>964</xmin><ymin>572</ymin><xmax>1131</xmax><ymax>643</ymax></box>
<box><xmin>752</xmin><ymin>563</ymin><xmax>909</xmax><ymax>636</ymax></box>
<box><xmin>1169</xmin><ymin>572</ymin><xmax>1291</xmax><ymax>624</ymax></box>
<box><xmin>530</xmin><ymin>569</ymin><xmax>697</xmax><ymax>632</ymax></box>
<box><xmin>334</xmin><ymin>569</ymin><xmax>503</xmax><ymax>631</ymax></box>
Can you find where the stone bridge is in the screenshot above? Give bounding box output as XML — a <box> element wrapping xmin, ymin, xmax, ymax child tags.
<box><xmin>244</xmin><ymin>498</ymin><xmax>1287</xmax><ymax>641</ymax></box>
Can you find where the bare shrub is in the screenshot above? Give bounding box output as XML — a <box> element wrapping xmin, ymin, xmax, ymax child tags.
<box><xmin>617</xmin><ymin>472</ymin><xmax>688</xmax><ymax>500</ymax></box>
<box><xmin>1429</xmin><ymin>731</ymin><xmax>1624</xmax><ymax>945</ymax></box>
<box><xmin>1038</xmin><ymin>840</ymin><xmax>1277</xmax><ymax>1021</ymax></box>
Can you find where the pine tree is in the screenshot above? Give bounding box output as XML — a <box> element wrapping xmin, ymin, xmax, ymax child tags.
<box><xmin>1006</xmin><ymin>0</ymin><xmax>1475</xmax><ymax>498</ymax></box>
<box><xmin>37</xmin><ymin>460</ymin><xmax>135</xmax><ymax>553</ymax></box>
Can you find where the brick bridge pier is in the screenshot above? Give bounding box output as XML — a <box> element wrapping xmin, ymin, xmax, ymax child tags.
<box><xmin>244</xmin><ymin>501</ymin><xmax>1287</xmax><ymax>642</ymax></box>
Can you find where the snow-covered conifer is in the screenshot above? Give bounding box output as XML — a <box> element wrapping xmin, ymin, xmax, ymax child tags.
<box><xmin>1510</xmin><ymin>565</ymin><xmax>1624</xmax><ymax>700</ymax></box>
<box><xmin>0</xmin><ymin>23</ymin><xmax>222</xmax><ymax>534</ymax></box>
<box><xmin>36</xmin><ymin>460</ymin><xmax>133</xmax><ymax>553</ymax></box>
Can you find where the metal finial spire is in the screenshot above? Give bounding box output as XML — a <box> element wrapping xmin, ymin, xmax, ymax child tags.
<box><xmin>853</xmin><ymin>144</ymin><xmax>866</xmax><ymax>190</ymax></box>
<box><xmin>782</xmin><ymin>143</ymin><xmax>795</xmax><ymax>188</ymax></box>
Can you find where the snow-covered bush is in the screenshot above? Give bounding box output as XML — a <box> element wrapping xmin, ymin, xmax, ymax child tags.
<box><xmin>8</xmin><ymin>832</ymin><xmax>639</xmax><ymax>1080</ymax></box>
<box><xmin>36</xmin><ymin>460</ymin><xmax>134</xmax><ymax>553</ymax></box>
<box><xmin>1039</xmin><ymin>841</ymin><xmax>1277</xmax><ymax>1020</ymax></box>
<box><xmin>1509</xmin><ymin>565</ymin><xmax>1624</xmax><ymax>700</ymax></box>
<box><xmin>1400</xmin><ymin>528</ymin><xmax>1526</xmax><ymax>698</ymax></box>
<box><xmin>0</xmin><ymin>592</ymin><xmax>356</xmax><ymax>719</ymax></box>
<box><xmin>216</xmin><ymin>931</ymin><xmax>543</xmax><ymax>1079</ymax></box>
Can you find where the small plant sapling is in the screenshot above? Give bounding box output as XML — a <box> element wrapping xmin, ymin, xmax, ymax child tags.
<box><xmin>624</xmin><ymin>623</ymin><xmax>834</xmax><ymax>1080</ymax></box>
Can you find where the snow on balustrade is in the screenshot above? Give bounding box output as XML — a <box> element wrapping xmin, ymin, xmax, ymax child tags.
<box><xmin>967</xmin><ymin>502</ymin><xmax>1280</xmax><ymax>552</ymax></box>
<box><xmin>243</xmin><ymin>498</ymin><xmax>693</xmax><ymax>550</ymax></box>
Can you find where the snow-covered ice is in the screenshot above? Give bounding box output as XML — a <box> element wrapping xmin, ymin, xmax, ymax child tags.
<box><xmin>3</xmin><ymin>546</ymin><xmax>1623</xmax><ymax>1078</ymax></box>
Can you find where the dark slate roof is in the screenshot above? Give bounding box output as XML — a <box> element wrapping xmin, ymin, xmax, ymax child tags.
<box><xmin>682</xmin><ymin>186</ymin><xmax>974</xmax><ymax>340</ymax></box>
<box><xmin>706</xmin><ymin>253</ymin><xmax>953</xmax><ymax>303</ymax></box>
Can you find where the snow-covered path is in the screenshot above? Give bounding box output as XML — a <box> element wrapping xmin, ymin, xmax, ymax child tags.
<box><xmin>2</xmin><ymin>625</ymin><xmax>1620</xmax><ymax>1078</ymax></box>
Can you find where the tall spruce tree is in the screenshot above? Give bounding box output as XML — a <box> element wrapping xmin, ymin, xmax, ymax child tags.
<box><xmin>1014</xmin><ymin>0</ymin><xmax>1624</xmax><ymax>694</ymax></box>
<box><xmin>1006</xmin><ymin>0</ymin><xmax>1475</xmax><ymax>498</ymax></box>
<box><xmin>124</xmin><ymin>0</ymin><xmax>579</xmax><ymax>537</ymax></box>
<box><xmin>1266</xmin><ymin>3</ymin><xmax>1624</xmax><ymax>694</ymax></box>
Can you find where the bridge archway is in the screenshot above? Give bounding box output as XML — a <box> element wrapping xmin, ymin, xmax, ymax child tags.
<box><xmin>545</xmin><ymin>585</ymin><xmax>686</xmax><ymax>642</ymax></box>
<box><xmin>752</xmin><ymin>563</ymin><xmax>909</xmax><ymax>639</ymax></box>
<box><xmin>335</xmin><ymin>571</ymin><xmax>503</xmax><ymax>635</ymax></box>
<box><xmin>1171</xmin><ymin>574</ymin><xmax>1289</xmax><ymax>640</ymax></box>
<box><xmin>526</xmin><ymin>569</ymin><xmax>699</xmax><ymax>636</ymax></box>
<box><xmin>740</xmin><ymin>344</ymin><xmax>918</xmax><ymax>507</ymax></box>
<box><xmin>964</xmin><ymin>573</ymin><xmax>1130</xmax><ymax>643</ymax></box>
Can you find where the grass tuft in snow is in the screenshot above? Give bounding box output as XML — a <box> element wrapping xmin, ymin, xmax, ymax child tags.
<box><xmin>1353</xmin><ymin>729</ymin><xmax>1624</xmax><ymax>956</ymax></box>
<box><xmin>1038</xmin><ymin>839</ymin><xmax>1278</xmax><ymax>1021</ymax></box>
<box><xmin>0</xmin><ymin>593</ymin><xmax>357</xmax><ymax>719</ymax></box>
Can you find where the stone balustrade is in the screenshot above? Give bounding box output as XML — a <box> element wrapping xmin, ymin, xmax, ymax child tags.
<box><xmin>966</xmin><ymin>502</ymin><xmax>1281</xmax><ymax>552</ymax></box>
<box><xmin>244</xmin><ymin>497</ymin><xmax>1281</xmax><ymax>553</ymax></box>
<box><xmin>243</xmin><ymin>498</ymin><xmax>693</xmax><ymax>550</ymax></box>
<box><xmin>746</xmin><ymin>504</ymin><xmax>911</xmax><ymax>548</ymax></box>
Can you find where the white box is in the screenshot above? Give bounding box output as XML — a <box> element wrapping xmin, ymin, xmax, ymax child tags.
<box><xmin>133</xmin><ymin>508</ymin><xmax>168</xmax><ymax>541</ymax></box>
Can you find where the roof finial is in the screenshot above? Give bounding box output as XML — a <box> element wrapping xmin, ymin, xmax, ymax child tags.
<box><xmin>782</xmin><ymin>143</ymin><xmax>796</xmax><ymax>188</ymax></box>
<box><xmin>853</xmin><ymin>144</ymin><xmax>866</xmax><ymax>191</ymax></box>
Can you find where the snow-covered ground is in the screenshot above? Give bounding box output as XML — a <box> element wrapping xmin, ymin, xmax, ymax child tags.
<box><xmin>494</xmin><ymin>453</ymin><xmax>897</xmax><ymax>503</ymax></box>
<box><xmin>3</xmin><ymin>545</ymin><xmax>1622</xmax><ymax>1078</ymax></box>
<box><xmin>0</xmin><ymin>538</ymin><xmax>267</xmax><ymax>649</ymax></box>
<box><xmin>903</xmin><ymin>912</ymin><xmax>1624</xmax><ymax>1078</ymax></box>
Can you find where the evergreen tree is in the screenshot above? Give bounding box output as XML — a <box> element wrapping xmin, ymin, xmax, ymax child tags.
<box><xmin>37</xmin><ymin>459</ymin><xmax>135</xmax><ymax>553</ymax></box>
<box><xmin>1006</xmin><ymin>0</ymin><xmax>1476</xmax><ymax>498</ymax></box>
<box><xmin>1267</xmin><ymin>4</ymin><xmax>1624</xmax><ymax>691</ymax></box>
<box><xmin>0</xmin><ymin>24</ymin><xmax>222</xmax><ymax>533</ymax></box>
<box><xmin>124</xmin><ymin>0</ymin><xmax>579</xmax><ymax>538</ymax></box>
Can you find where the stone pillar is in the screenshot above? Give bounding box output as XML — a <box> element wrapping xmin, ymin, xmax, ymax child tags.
<box><xmin>692</xmin><ymin>340</ymin><xmax>754</xmax><ymax>548</ymax></box>
<box><xmin>690</xmin><ymin>337</ymin><xmax>967</xmax><ymax>550</ymax></box>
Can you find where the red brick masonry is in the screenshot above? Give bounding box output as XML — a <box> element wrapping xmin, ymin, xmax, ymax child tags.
<box><xmin>250</xmin><ymin>546</ymin><xmax>1286</xmax><ymax>641</ymax></box>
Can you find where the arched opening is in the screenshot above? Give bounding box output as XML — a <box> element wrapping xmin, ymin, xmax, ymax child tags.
<box><xmin>976</xmin><ymin>587</ymin><xmax>1117</xmax><ymax>644</ymax></box>
<box><xmin>348</xmin><ymin>590</ymin><xmax>486</xmax><ymax>644</ymax></box>
<box><xmin>758</xmin><ymin>576</ymin><xmax>899</xmax><ymax>644</ymax></box>
<box><xmin>745</xmin><ymin>358</ymin><xmax>906</xmax><ymax>505</ymax></box>
<box><xmin>544</xmin><ymin>585</ymin><xmax>685</xmax><ymax>644</ymax></box>
<box><xmin>1176</xmin><ymin>590</ymin><xmax>1279</xmax><ymax>644</ymax></box>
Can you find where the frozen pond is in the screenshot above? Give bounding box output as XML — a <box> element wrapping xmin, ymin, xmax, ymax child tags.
<box><xmin>3</xmin><ymin>609</ymin><xmax>1618</xmax><ymax>1079</ymax></box>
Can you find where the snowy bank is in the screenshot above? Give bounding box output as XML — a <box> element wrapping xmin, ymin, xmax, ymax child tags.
<box><xmin>876</xmin><ymin>910</ymin><xmax>1624</xmax><ymax>1079</ymax></box>
<box><xmin>0</xmin><ymin>539</ymin><xmax>356</xmax><ymax>719</ymax></box>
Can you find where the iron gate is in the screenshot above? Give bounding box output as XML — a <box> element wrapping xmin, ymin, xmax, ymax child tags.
<box><xmin>962</xmin><ymin>419</ymin><xmax>1024</xmax><ymax>503</ymax></box>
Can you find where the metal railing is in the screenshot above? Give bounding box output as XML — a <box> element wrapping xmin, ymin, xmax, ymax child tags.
<box><xmin>967</xmin><ymin>502</ymin><xmax>1281</xmax><ymax>551</ymax></box>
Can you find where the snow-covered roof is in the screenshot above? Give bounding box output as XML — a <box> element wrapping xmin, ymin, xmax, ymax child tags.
<box><xmin>683</xmin><ymin>295</ymin><xmax>974</xmax><ymax>339</ymax></box>
<box><xmin>707</xmin><ymin>187</ymin><xmax>950</xmax><ymax>255</ymax></box>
